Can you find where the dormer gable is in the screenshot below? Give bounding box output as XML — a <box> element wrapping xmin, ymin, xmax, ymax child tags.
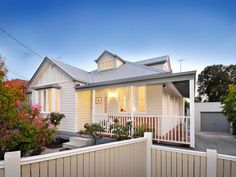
<box><xmin>95</xmin><ymin>50</ymin><xmax>125</xmax><ymax>71</ymax></box>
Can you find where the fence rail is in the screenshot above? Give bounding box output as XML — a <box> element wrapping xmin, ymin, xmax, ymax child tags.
<box><xmin>0</xmin><ymin>137</ymin><xmax>148</xmax><ymax>177</ymax></box>
<box><xmin>1</xmin><ymin>132</ymin><xmax>236</xmax><ymax>177</ymax></box>
<box><xmin>100</xmin><ymin>114</ymin><xmax>190</xmax><ymax>145</ymax></box>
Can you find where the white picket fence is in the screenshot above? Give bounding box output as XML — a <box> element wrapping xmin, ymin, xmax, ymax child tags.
<box><xmin>0</xmin><ymin>132</ymin><xmax>236</xmax><ymax>177</ymax></box>
<box><xmin>100</xmin><ymin>114</ymin><xmax>191</xmax><ymax>145</ymax></box>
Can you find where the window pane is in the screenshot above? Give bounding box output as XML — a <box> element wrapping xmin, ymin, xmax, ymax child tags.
<box><xmin>119</xmin><ymin>88</ymin><xmax>128</xmax><ymax>112</ymax></box>
<box><xmin>100</xmin><ymin>61</ymin><xmax>113</xmax><ymax>70</ymax></box>
<box><xmin>104</xmin><ymin>96</ymin><xmax>108</xmax><ymax>113</ymax></box>
<box><xmin>138</xmin><ymin>86</ymin><xmax>146</xmax><ymax>112</ymax></box>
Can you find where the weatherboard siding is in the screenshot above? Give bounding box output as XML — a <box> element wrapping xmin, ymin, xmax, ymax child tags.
<box><xmin>146</xmin><ymin>84</ymin><xmax>163</xmax><ymax>115</ymax></box>
<box><xmin>161</xmin><ymin>87</ymin><xmax>184</xmax><ymax>135</ymax></box>
<box><xmin>29</xmin><ymin>60</ymin><xmax>78</xmax><ymax>132</ymax></box>
<box><xmin>58</xmin><ymin>81</ymin><xmax>77</xmax><ymax>132</ymax></box>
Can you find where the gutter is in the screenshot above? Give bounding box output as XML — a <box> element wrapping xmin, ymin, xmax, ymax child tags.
<box><xmin>75</xmin><ymin>70</ymin><xmax>196</xmax><ymax>90</ymax></box>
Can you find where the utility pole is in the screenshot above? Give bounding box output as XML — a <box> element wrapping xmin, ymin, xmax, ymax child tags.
<box><xmin>178</xmin><ymin>59</ymin><xmax>185</xmax><ymax>72</ymax></box>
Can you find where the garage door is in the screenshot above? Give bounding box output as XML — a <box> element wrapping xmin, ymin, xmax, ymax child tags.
<box><xmin>201</xmin><ymin>112</ymin><xmax>230</xmax><ymax>133</ymax></box>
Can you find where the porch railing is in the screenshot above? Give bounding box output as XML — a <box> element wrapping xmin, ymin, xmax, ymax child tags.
<box><xmin>100</xmin><ymin>114</ymin><xmax>191</xmax><ymax>145</ymax></box>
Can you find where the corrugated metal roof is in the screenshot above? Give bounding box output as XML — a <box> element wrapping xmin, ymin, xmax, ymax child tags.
<box><xmin>31</xmin><ymin>52</ymin><xmax>171</xmax><ymax>85</ymax></box>
<box><xmin>49</xmin><ymin>58</ymin><xmax>90</xmax><ymax>83</ymax></box>
<box><xmin>89</xmin><ymin>61</ymin><xmax>165</xmax><ymax>83</ymax></box>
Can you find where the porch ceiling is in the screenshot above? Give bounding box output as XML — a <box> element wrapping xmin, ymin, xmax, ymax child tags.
<box><xmin>172</xmin><ymin>80</ymin><xmax>189</xmax><ymax>98</ymax></box>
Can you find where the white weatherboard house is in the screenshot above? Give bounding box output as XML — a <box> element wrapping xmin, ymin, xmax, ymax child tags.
<box><xmin>28</xmin><ymin>51</ymin><xmax>196</xmax><ymax>147</ymax></box>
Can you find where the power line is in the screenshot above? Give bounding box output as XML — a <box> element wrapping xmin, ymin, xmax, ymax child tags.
<box><xmin>2</xmin><ymin>65</ymin><xmax>28</xmax><ymax>80</ymax></box>
<box><xmin>0</xmin><ymin>27</ymin><xmax>44</xmax><ymax>59</ymax></box>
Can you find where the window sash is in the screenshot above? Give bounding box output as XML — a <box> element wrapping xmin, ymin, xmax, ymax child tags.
<box><xmin>137</xmin><ymin>86</ymin><xmax>146</xmax><ymax>113</ymax></box>
<box><xmin>118</xmin><ymin>88</ymin><xmax>129</xmax><ymax>113</ymax></box>
<box><xmin>36</xmin><ymin>88</ymin><xmax>60</xmax><ymax>113</ymax></box>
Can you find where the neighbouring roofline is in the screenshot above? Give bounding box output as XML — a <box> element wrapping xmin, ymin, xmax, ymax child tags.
<box><xmin>137</xmin><ymin>56</ymin><xmax>169</xmax><ymax>65</ymax></box>
<box><xmin>75</xmin><ymin>70</ymin><xmax>196</xmax><ymax>90</ymax></box>
<box><xmin>136</xmin><ymin>55</ymin><xmax>172</xmax><ymax>72</ymax></box>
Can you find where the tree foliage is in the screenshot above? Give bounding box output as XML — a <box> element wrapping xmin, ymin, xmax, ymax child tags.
<box><xmin>0</xmin><ymin>59</ymin><xmax>56</xmax><ymax>159</ymax></box>
<box><xmin>197</xmin><ymin>64</ymin><xmax>236</xmax><ymax>102</ymax></box>
<box><xmin>221</xmin><ymin>85</ymin><xmax>236</xmax><ymax>134</ymax></box>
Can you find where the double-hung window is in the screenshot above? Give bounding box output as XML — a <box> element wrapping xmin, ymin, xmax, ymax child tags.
<box><xmin>37</xmin><ymin>88</ymin><xmax>60</xmax><ymax>113</ymax></box>
<box><xmin>137</xmin><ymin>86</ymin><xmax>146</xmax><ymax>113</ymax></box>
<box><xmin>100</xmin><ymin>61</ymin><xmax>113</xmax><ymax>70</ymax></box>
<box><xmin>118</xmin><ymin>88</ymin><xmax>129</xmax><ymax>113</ymax></box>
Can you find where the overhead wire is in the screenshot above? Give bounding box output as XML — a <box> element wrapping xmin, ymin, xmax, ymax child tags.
<box><xmin>0</xmin><ymin>26</ymin><xmax>45</xmax><ymax>79</ymax></box>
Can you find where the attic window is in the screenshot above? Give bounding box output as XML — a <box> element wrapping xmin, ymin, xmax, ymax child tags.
<box><xmin>100</xmin><ymin>61</ymin><xmax>113</xmax><ymax>70</ymax></box>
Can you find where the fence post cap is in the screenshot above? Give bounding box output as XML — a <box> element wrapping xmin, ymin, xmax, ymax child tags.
<box><xmin>206</xmin><ymin>149</ymin><xmax>217</xmax><ymax>154</ymax></box>
<box><xmin>144</xmin><ymin>132</ymin><xmax>152</xmax><ymax>137</ymax></box>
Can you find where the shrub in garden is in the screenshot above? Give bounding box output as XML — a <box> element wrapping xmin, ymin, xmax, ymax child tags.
<box><xmin>47</xmin><ymin>112</ymin><xmax>65</xmax><ymax>127</ymax></box>
<box><xmin>109</xmin><ymin>118</ymin><xmax>132</xmax><ymax>141</ymax></box>
<box><xmin>79</xmin><ymin>123</ymin><xmax>104</xmax><ymax>145</ymax></box>
<box><xmin>133</xmin><ymin>124</ymin><xmax>152</xmax><ymax>137</ymax></box>
<box><xmin>0</xmin><ymin>103</ymin><xmax>55</xmax><ymax>159</ymax></box>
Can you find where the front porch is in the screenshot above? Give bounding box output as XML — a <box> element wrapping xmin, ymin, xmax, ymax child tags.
<box><xmin>76</xmin><ymin>72</ymin><xmax>195</xmax><ymax>147</ymax></box>
<box><xmin>101</xmin><ymin>114</ymin><xmax>190</xmax><ymax>145</ymax></box>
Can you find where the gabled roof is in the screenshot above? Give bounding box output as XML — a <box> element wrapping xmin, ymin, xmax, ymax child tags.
<box><xmin>28</xmin><ymin>57</ymin><xmax>90</xmax><ymax>86</ymax></box>
<box><xmin>94</xmin><ymin>50</ymin><xmax>126</xmax><ymax>63</ymax></box>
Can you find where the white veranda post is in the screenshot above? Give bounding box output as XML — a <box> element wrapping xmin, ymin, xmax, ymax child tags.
<box><xmin>189</xmin><ymin>79</ymin><xmax>195</xmax><ymax>148</ymax></box>
<box><xmin>131</xmin><ymin>85</ymin><xmax>134</xmax><ymax>134</ymax></box>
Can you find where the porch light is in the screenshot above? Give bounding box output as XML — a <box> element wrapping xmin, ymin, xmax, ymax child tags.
<box><xmin>108</xmin><ymin>91</ymin><xmax>117</xmax><ymax>99</ymax></box>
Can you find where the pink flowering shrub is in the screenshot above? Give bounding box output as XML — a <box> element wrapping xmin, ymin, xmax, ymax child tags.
<box><xmin>0</xmin><ymin>62</ymin><xmax>55</xmax><ymax>159</ymax></box>
<box><xmin>0</xmin><ymin>102</ymin><xmax>55</xmax><ymax>159</ymax></box>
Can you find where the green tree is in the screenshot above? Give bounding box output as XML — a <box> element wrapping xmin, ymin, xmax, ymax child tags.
<box><xmin>197</xmin><ymin>64</ymin><xmax>236</xmax><ymax>102</ymax></box>
<box><xmin>221</xmin><ymin>85</ymin><xmax>236</xmax><ymax>134</ymax></box>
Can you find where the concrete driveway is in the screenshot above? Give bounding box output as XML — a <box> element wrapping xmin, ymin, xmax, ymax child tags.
<box><xmin>195</xmin><ymin>132</ymin><xmax>236</xmax><ymax>155</ymax></box>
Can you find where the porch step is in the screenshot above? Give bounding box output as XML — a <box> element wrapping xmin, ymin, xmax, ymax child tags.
<box><xmin>70</xmin><ymin>137</ymin><xmax>93</xmax><ymax>145</ymax></box>
<box><xmin>63</xmin><ymin>142</ymin><xmax>85</xmax><ymax>149</ymax></box>
<box><xmin>63</xmin><ymin>137</ymin><xmax>93</xmax><ymax>149</ymax></box>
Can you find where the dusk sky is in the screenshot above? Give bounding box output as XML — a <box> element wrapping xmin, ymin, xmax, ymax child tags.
<box><xmin>0</xmin><ymin>0</ymin><xmax>235</xmax><ymax>80</ymax></box>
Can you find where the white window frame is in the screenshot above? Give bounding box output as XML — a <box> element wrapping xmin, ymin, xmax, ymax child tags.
<box><xmin>100</xmin><ymin>61</ymin><xmax>113</xmax><ymax>70</ymax></box>
<box><xmin>36</xmin><ymin>88</ymin><xmax>61</xmax><ymax>113</ymax></box>
<box><xmin>136</xmin><ymin>85</ymin><xmax>147</xmax><ymax>114</ymax></box>
<box><xmin>118</xmin><ymin>87</ymin><xmax>130</xmax><ymax>114</ymax></box>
